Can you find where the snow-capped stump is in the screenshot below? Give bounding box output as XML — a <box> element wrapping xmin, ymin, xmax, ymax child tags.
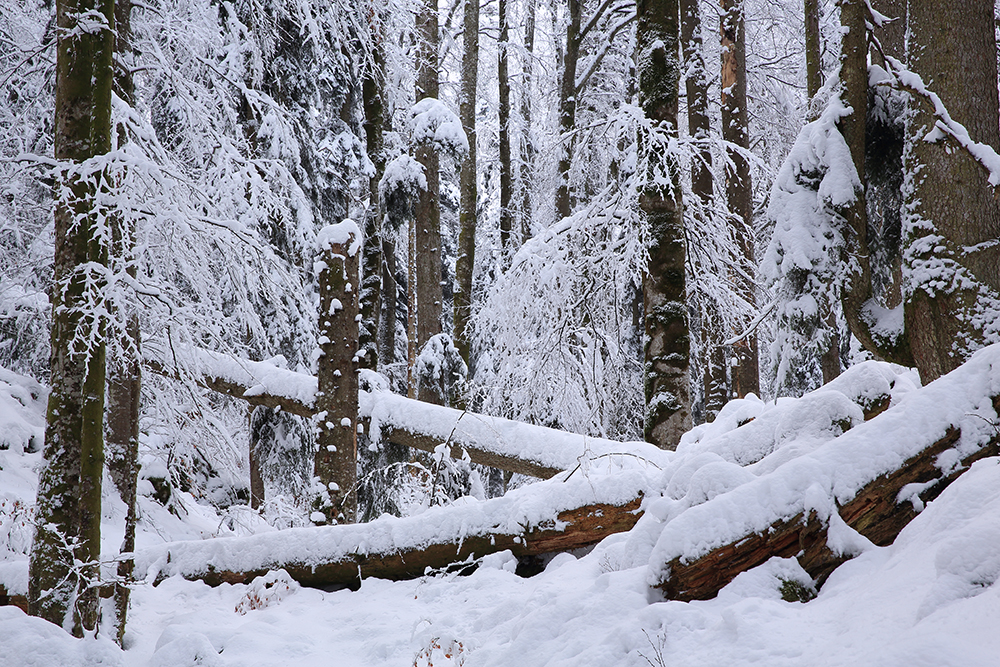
<box><xmin>314</xmin><ymin>220</ymin><xmax>362</xmax><ymax>525</ymax></box>
<box><xmin>650</xmin><ymin>346</ymin><xmax>1000</xmax><ymax>602</ymax></box>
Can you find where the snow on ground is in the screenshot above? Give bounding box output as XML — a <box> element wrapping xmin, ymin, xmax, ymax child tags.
<box><xmin>3</xmin><ymin>349</ymin><xmax>1000</xmax><ymax>666</ymax></box>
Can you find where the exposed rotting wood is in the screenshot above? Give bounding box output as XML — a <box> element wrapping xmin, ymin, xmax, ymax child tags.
<box><xmin>0</xmin><ymin>584</ymin><xmax>27</xmax><ymax>613</ymax></box>
<box><xmin>657</xmin><ymin>396</ymin><xmax>1000</xmax><ymax>601</ymax></box>
<box><xmin>156</xmin><ymin>497</ymin><xmax>643</xmax><ymax>589</ymax></box>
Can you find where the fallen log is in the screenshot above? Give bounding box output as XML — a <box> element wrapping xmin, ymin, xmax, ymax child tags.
<box><xmin>144</xmin><ymin>346</ymin><xmax>671</xmax><ymax>479</ymax></box>
<box><xmin>136</xmin><ymin>473</ymin><xmax>650</xmax><ymax>589</ymax></box>
<box><xmin>654</xmin><ymin>390</ymin><xmax>1000</xmax><ymax>602</ymax></box>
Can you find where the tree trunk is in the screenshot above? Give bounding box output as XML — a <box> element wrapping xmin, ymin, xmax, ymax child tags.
<box><xmin>720</xmin><ymin>0</ymin><xmax>758</xmax><ymax>398</ymax></box>
<box><xmin>379</xmin><ymin>236</ymin><xmax>397</xmax><ymax>366</ymax></box>
<box><xmin>555</xmin><ymin>0</ymin><xmax>582</xmax><ymax>220</ymax></box>
<box><xmin>498</xmin><ymin>0</ymin><xmax>512</xmax><ymax>257</ymax></box>
<box><xmin>839</xmin><ymin>0</ymin><xmax>913</xmax><ymax>367</ymax></box>
<box><xmin>314</xmin><ymin>225</ymin><xmax>361</xmax><ymax>524</ymax></box>
<box><xmin>360</xmin><ymin>14</ymin><xmax>387</xmax><ymax>372</ymax></box>
<box><xmin>411</xmin><ymin>0</ymin><xmax>444</xmax><ymax>398</ymax></box>
<box><xmin>680</xmin><ymin>0</ymin><xmax>725</xmax><ymax>420</ymax></box>
<box><xmin>638</xmin><ymin>0</ymin><xmax>690</xmax><ymax>449</ymax></box>
<box><xmin>871</xmin><ymin>0</ymin><xmax>905</xmax><ymax>63</ymax></box>
<box><xmin>804</xmin><ymin>0</ymin><xmax>821</xmax><ymax>100</ymax></box>
<box><xmin>248</xmin><ymin>407</ymin><xmax>267</xmax><ymax>510</ymax></box>
<box><xmin>902</xmin><ymin>0</ymin><xmax>1000</xmax><ymax>383</ymax></box>
<box><xmin>106</xmin><ymin>0</ymin><xmax>142</xmax><ymax>644</ymax></box>
<box><xmin>454</xmin><ymin>0</ymin><xmax>479</xmax><ymax>369</ymax></box>
<box><xmin>519</xmin><ymin>0</ymin><xmax>536</xmax><ymax>244</ymax></box>
<box><xmin>30</xmin><ymin>0</ymin><xmax>114</xmax><ymax>636</ymax></box>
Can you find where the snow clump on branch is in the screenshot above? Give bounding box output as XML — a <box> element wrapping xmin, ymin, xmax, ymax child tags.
<box><xmin>408</xmin><ymin>98</ymin><xmax>469</xmax><ymax>159</ymax></box>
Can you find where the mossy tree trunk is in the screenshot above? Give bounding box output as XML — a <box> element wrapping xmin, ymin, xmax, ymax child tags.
<box><xmin>638</xmin><ymin>0</ymin><xmax>690</xmax><ymax>449</ymax></box>
<box><xmin>30</xmin><ymin>0</ymin><xmax>115</xmax><ymax>636</ymax></box>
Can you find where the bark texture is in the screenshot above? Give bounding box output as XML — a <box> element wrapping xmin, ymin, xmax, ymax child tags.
<box><xmin>454</xmin><ymin>0</ymin><xmax>479</xmax><ymax>367</ymax></box>
<box><xmin>519</xmin><ymin>0</ymin><xmax>536</xmax><ymax>244</ymax></box>
<box><xmin>841</xmin><ymin>0</ymin><xmax>912</xmax><ymax>367</ymax></box>
<box><xmin>360</xmin><ymin>14</ymin><xmax>387</xmax><ymax>372</ymax></box>
<box><xmin>315</xmin><ymin>234</ymin><xmax>361</xmax><ymax>524</ymax></box>
<box><xmin>720</xmin><ymin>0</ymin><xmax>758</xmax><ymax>398</ymax></box>
<box><xmin>555</xmin><ymin>0</ymin><xmax>582</xmax><ymax>220</ymax></box>
<box><xmin>106</xmin><ymin>0</ymin><xmax>141</xmax><ymax>643</ymax></box>
<box><xmin>803</xmin><ymin>0</ymin><xmax>821</xmax><ymax>100</ymax></box>
<box><xmin>902</xmin><ymin>0</ymin><xmax>1000</xmax><ymax>383</ymax></box>
<box><xmin>498</xmin><ymin>0</ymin><xmax>512</xmax><ymax>254</ymax></box>
<box><xmin>681</xmin><ymin>0</ymin><xmax>725</xmax><ymax>420</ymax></box>
<box><xmin>29</xmin><ymin>0</ymin><xmax>114</xmax><ymax>636</ymax></box>
<box><xmin>638</xmin><ymin>0</ymin><xmax>690</xmax><ymax>449</ymax></box>
<box><xmin>410</xmin><ymin>0</ymin><xmax>444</xmax><ymax>398</ymax></box>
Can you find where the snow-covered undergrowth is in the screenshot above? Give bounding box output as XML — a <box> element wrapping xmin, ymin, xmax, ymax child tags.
<box><xmin>3</xmin><ymin>348</ymin><xmax>1000</xmax><ymax>666</ymax></box>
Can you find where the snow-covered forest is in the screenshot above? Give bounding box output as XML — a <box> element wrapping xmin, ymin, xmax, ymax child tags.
<box><xmin>2</xmin><ymin>0</ymin><xmax>1000</xmax><ymax>663</ymax></box>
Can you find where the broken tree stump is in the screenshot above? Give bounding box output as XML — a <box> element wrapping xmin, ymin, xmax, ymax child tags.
<box><xmin>314</xmin><ymin>221</ymin><xmax>362</xmax><ymax>524</ymax></box>
<box><xmin>655</xmin><ymin>394</ymin><xmax>1000</xmax><ymax>601</ymax></box>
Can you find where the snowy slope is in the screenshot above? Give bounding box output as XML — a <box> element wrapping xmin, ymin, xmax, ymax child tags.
<box><xmin>2</xmin><ymin>349</ymin><xmax>1000</xmax><ymax>666</ymax></box>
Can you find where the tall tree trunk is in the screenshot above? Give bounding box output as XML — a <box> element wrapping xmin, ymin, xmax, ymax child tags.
<box><xmin>680</xmin><ymin>0</ymin><xmax>725</xmax><ymax>420</ymax></box>
<box><xmin>831</xmin><ymin>0</ymin><xmax>870</xmax><ymax>385</ymax></box>
<box><xmin>720</xmin><ymin>0</ymin><xmax>758</xmax><ymax>398</ymax></box>
<box><xmin>498</xmin><ymin>0</ymin><xmax>512</xmax><ymax>255</ymax></box>
<box><xmin>410</xmin><ymin>0</ymin><xmax>444</xmax><ymax>398</ymax></box>
<box><xmin>555</xmin><ymin>0</ymin><xmax>582</xmax><ymax>220</ymax></box>
<box><xmin>519</xmin><ymin>0</ymin><xmax>536</xmax><ymax>244</ymax></box>
<box><xmin>360</xmin><ymin>16</ymin><xmax>387</xmax><ymax>372</ymax></box>
<box><xmin>638</xmin><ymin>0</ymin><xmax>690</xmax><ymax>449</ymax></box>
<box><xmin>30</xmin><ymin>0</ymin><xmax>114</xmax><ymax>636</ymax></box>
<box><xmin>902</xmin><ymin>0</ymin><xmax>1000</xmax><ymax>383</ymax></box>
<box><xmin>840</xmin><ymin>0</ymin><xmax>913</xmax><ymax>367</ymax></box>
<box><xmin>804</xmin><ymin>0</ymin><xmax>821</xmax><ymax>100</ymax></box>
<box><xmin>455</xmin><ymin>0</ymin><xmax>479</xmax><ymax>369</ymax></box>
<box><xmin>314</xmin><ymin>224</ymin><xmax>361</xmax><ymax>524</ymax></box>
<box><xmin>105</xmin><ymin>0</ymin><xmax>141</xmax><ymax>645</ymax></box>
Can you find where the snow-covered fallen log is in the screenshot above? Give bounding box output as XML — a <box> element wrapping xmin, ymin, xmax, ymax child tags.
<box><xmin>649</xmin><ymin>345</ymin><xmax>1000</xmax><ymax>601</ymax></box>
<box><xmin>135</xmin><ymin>467</ymin><xmax>656</xmax><ymax>588</ymax></box>
<box><xmin>143</xmin><ymin>344</ymin><xmax>670</xmax><ymax>478</ymax></box>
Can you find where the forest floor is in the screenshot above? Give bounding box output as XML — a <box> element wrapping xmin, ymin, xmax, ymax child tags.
<box><xmin>2</xmin><ymin>350</ymin><xmax>1000</xmax><ymax>666</ymax></box>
